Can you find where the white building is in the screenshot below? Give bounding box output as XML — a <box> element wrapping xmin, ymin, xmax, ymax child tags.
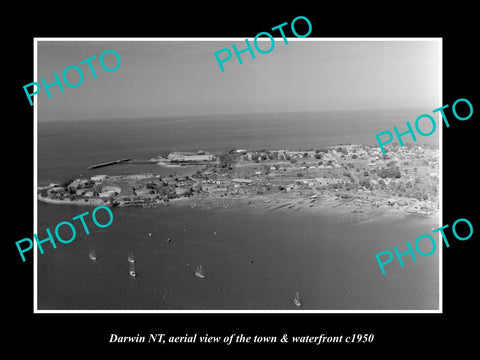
<box><xmin>101</xmin><ymin>185</ymin><xmax>121</xmax><ymax>194</ymax></box>
<box><xmin>91</xmin><ymin>175</ymin><xmax>108</xmax><ymax>182</ymax></box>
<box><xmin>99</xmin><ymin>190</ymin><xmax>116</xmax><ymax>198</ymax></box>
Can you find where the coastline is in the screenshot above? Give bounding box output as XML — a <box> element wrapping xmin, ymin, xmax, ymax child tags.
<box><xmin>39</xmin><ymin>190</ymin><xmax>434</xmax><ymax>223</ymax></box>
<box><xmin>38</xmin><ymin>194</ymin><xmax>106</xmax><ymax>207</ymax></box>
<box><xmin>37</xmin><ymin>192</ymin><xmax>435</xmax><ymax>220</ymax></box>
<box><xmin>37</xmin><ymin>143</ymin><xmax>438</xmax><ymax>221</ymax></box>
<box><xmin>168</xmin><ymin>193</ymin><xmax>436</xmax><ymax>222</ymax></box>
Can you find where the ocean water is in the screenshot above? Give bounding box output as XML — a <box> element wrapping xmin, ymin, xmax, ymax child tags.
<box><xmin>37</xmin><ymin>110</ymin><xmax>440</xmax><ymax>310</ymax></box>
<box><xmin>37</xmin><ymin>109</ymin><xmax>438</xmax><ymax>185</ymax></box>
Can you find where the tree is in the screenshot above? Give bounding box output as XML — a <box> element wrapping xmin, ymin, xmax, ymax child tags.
<box><xmin>60</xmin><ymin>178</ymin><xmax>75</xmax><ymax>188</ymax></box>
<box><xmin>219</xmin><ymin>152</ymin><xmax>237</xmax><ymax>168</ymax></box>
<box><xmin>359</xmin><ymin>179</ymin><xmax>370</xmax><ymax>189</ymax></box>
<box><xmin>157</xmin><ymin>187</ymin><xmax>168</xmax><ymax>197</ymax></box>
<box><xmin>303</xmin><ymin>152</ymin><xmax>309</xmax><ymax>158</ymax></box>
<box><xmin>146</xmin><ymin>182</ymin><xmax>157</xmax><ymax>190</ymax></box>
<box><xmin>378</xmin><ymin>167</ymin><xmax>401</xmax><ymax>179</ymax></box>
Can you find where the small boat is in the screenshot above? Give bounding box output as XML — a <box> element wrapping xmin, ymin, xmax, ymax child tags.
<box><xmin>148</xmin><ymin>233</ymin><xmax>152</xmax><ymax>237</ymax></box>
<box><xmin>89</xmin><ymin>249</ymin><xmax>96</xmax><ymax>261</ymax></box>
<box><xmin>195</xmin><ymin>265</ymin><xmax>205</xmax><ymax>278</ymax></box>
<box><xmin>128</xmin><ymin>252</ymin><xmax>135</xmax><ymax>263</ymax></box>
<box><xmin>129</xmin><ymin>262</ymin><xmax>136</xmax><ymax>277</ymax></box>
<box><xmin>294</xmin><ymin>291</ymin><xmax>301</xmax><ymax>307</ymax></box>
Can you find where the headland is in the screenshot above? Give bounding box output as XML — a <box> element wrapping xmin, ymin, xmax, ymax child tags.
<box><xmin>38</xmin><ymin>143</ymin><xmax>439</xmax><ymax>218</ymax></box>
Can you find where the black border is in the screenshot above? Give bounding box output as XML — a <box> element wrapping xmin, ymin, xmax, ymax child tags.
<box><xmin>6</xmin><ymin>5</ymin><xmax>478</xmax><ymax>355</ymax></box>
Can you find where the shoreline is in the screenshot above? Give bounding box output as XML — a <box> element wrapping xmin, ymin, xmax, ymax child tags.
<box><xmin>38</xmin><ymin>195</ymin><xmax>106</xmax><ymax>207</ymax></box>
<box><xmin>38</xmin><ymin>192</ymin><xmax>437</xmax><ymax>223</ymax></box>
<box><xmin>37</xmin><ymin>143</ymin><xmax>438</xmax><ymax>220</ymax></box>
<box><xmin>169</xmin><ymin>193</ymin><xmax>437</xmax><ymax>220</ymax></box>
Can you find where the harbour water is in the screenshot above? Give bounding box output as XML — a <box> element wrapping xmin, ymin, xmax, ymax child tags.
<box><xmin>37</xmin><ymin>109</ymin><xmax>439</xmax><ymax>310</ymax></box>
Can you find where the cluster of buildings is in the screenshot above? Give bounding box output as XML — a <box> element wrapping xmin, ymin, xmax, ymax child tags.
<box><xmin>167</xmin><ymin>151</ymin><xmax>215</xmax><ymax>163</ymax></box>
<box><xmin>38</xmin><ymin>143</ymin><xmax>439</xmax><ymax>215</ymax></box>
<box><xmin>194</xmin><ymin>143</ymin><xmax>439</xmax><ymax>214</ymax></box>
<box><xmin>40</xmin><ymin>175</ymin><xmax>123</xmax><ymax>202</ymax></box>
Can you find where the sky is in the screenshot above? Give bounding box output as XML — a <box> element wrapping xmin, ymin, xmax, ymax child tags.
<box><xmin>36</xmin><ymin>39</ymin><xmax>441</xmax><ymax>121</ymax></box>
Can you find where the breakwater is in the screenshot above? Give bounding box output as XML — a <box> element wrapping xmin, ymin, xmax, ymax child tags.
<box><xmin>88</xmin><ymin>158</ymin><xmax>131</xmax><ymax>169</ymax></box>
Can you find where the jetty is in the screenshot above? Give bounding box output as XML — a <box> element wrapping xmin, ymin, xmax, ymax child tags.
<box><xmin>88</xmin><ymin>158</ymin><xmax>131</xmax><ymax>169</ymax></box>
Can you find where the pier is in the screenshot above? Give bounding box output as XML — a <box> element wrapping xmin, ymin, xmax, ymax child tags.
<box><xmin>88</xmin><ymin>158</ymin><xmax>131</xmax><ymax>169</ymax></box>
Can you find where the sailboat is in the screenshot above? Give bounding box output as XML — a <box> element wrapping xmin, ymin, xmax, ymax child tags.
<box><xmin>128</xmin><ymin>252</ymin><xmax>135</xmax><ymax>263</ymax></box>
<box><xmin>89</xmin><ymin>249</ymin><xmax>96</xmax><ymax>261</ymax></box>
<box><xmin>129</xmin><ymin>262</ymin><xmax>137</xmax><ymax>277</ymax></box>
<box><xmin>195</xmin><ymin>265</ymin><xmax>205</xmax><ymax>278</ymax></box>
<box><xmin>294</xmin><ymin>291</ymin><xmax>301</xmax><ymax>307</ymax></box>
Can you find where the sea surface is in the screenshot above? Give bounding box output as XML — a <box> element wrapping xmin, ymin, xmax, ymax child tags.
<box><xmin>37</xmin><ymin>110</ymin><xmax>440</xmax><ymax>310</ymax></box>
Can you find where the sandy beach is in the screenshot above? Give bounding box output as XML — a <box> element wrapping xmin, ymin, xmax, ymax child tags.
<box><xmin>37</xmin><ymin>194</ymin><xmax>105</xmax><ymax>207</ymax></box>
<box><xmin>38</xmin><ymin>190</ymin><xmax>433</xmax><ymax>226</ymax></box>
<box><xmin>165</xmin><ymin>192</ymin><xmax>430</xmax><ymax>224</ymax></box>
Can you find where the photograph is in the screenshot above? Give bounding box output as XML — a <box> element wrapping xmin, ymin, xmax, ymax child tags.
<box><xmin>35</xmin><ymin>39</ymin><xmax>441</xmax><ymax>311</ymax></box>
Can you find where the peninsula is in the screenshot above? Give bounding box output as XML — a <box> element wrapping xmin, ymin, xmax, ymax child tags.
<box><xmin>38</xmin><ymin>143</ymin><xmax>439</xmax><ymax>217</ymax></box>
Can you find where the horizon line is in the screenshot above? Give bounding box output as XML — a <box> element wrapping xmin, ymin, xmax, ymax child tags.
<box><xmin>38</xmin><ymin>106</ymin><xmax>438</xmax><ymax>123</ymax></box>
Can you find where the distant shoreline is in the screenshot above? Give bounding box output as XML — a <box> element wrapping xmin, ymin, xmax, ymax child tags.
<box><xmin>38</xmin><ymin>108</ymin><xmax>439</xmax><ymax>124</ymax></box>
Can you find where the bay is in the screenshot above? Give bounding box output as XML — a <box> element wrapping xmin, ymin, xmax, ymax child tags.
<box><xmin>37</xmin><ymin>109</ymin><xmax>439</xmax><ymax>310</ymax></box>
